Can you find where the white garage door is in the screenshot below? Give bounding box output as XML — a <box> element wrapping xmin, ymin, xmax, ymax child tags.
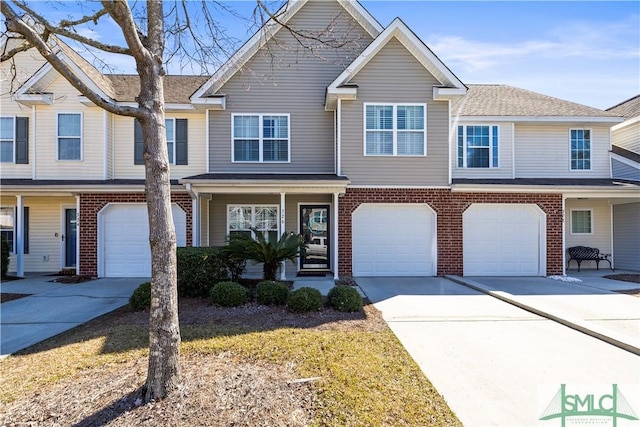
<box><xmin>353</xmin><ymin>204</ymin><xmax>436</xmax><ymax>276</ymax></box>
<box><xmin>463</xmin><ymin>204</ymin><xmax>544</xmax><ymax>276</ymax></box>
<box><xmin>101</xmin><ymin>204</ymin><xmax>187</xmax><ymax>277</ymax></box>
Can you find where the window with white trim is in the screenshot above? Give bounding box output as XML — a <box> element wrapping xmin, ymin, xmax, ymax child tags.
<box><xmin>0</xmin><ymin>207</ymin><xmax>15</xmax><ymax>252</ymax></box>
<box><xmin>165</xmin><ymin>118</ymin><xmax>175</xmax><ymax>164</ymax></box>
<box><xmin>365</xmin><ymin>104</ymin><xmax>426</xmax><ymax>156</ymax></box>
<box><xmin>0</xmin><ymin>117</ymin><xmax>15</xmax><ymax>163</ymax></box>
<box><xmin>571</xmin><ymin>210</ymin><xmax>592</xmax><ymax>234</ymax></box>
<box><xmin>232</xmin><ymin>114</ymin><xmax>289</xmax><ymax>162</ymax></box>
<box><xmin>228</xmin><ymin>205</ymin><xmax>279</xmax><ymax>242</ymax></box>
<box><xmin>57</xmin><ymin>113</ymin><xmax>82</xmax><ymax>160</ymax></box>
<box><xmin>570</xmin><ymin>129</ymin><xmax>591</xmax><ymax>170</ymax></box>
<box><xmin>457</xmin><ymin>125</ymin><xmax>499</xmax><ymax>168</ymax></box>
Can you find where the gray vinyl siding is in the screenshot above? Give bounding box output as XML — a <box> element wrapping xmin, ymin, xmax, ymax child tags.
<box><xmin>207</xmin><ymin>193</ymin><xmax>332</xmax><ymax>278</ymax></box>
<box><xmin>611</xmin><ymin>121</ymin><xmax>639</xmax><ymax>153</ymax></box>
<box><xmin>611</xmin><ymin>158</ymin><xmax>640</xmax><ymax>181</ymax></box>
<box><xmin>514</xmin><ymin>124</ymin><xmax>611</xmax><ymax>178</ymax></box>
<box><xmin>340</xmin><ymin>38</ymin><xmax>449</xmax><ymax>186</ymax></box>
<box><xmin>452</xmin><ymin>122</ymin><xmax>514</xmax><ymax>179</ymax></box>
<box><xmin>209</xmin><ymin>0</ymin><xmax>372</xmax><ymax>174</ymax></box>
<box><xmin>613</xmin><ymin>202</ymin><xmax>640</xmax><ymax>271</ymax></box>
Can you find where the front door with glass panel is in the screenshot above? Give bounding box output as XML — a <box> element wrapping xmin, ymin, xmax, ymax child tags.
<box><xmin>300</xmin><ymin>205</ymin><xmax>330</xmax><ymax>270</ymax></box>
<box><xmin>64</xmin><ymin>208</ymin><xmax>77</xmax><ymax>268</ymax></box>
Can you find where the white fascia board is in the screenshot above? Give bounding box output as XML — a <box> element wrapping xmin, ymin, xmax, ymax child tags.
<box><xmin>451</xmin><ymin>184</ymin><xmax>640</xmax><ymax>195</ymax></box>
<box><xmin>452</xmin><ymin>116</ymin><xmax>624</xmax><ymax>124</ymax></box>
<box><xmin>57</xmin><ymin>52</ymin><xmax>115</xmax><ymax>103</ymax></box>
<box><xmin>338</xmin><ymin>0</ymin><xmax>384</xmax><ymax>36</ymax></box>
<box><xmin>191</xmin><ymin>96</ymin><xmax>226</xmax><ymax>110</ymax></box>
<box><xmin>116</xmin><ymin>102</ymin><xmax>196</xmax><ymax>112</ymax></box>
<box><xmin>14</xmin><ymin>62</ymin><xmax>53</xmax><ymax>97</ymax></box>
<box><xmin>433</xmin><ymin>87</ymin><xmax>467</xmax><ymax>100</ymax></box>
<box><xmin>15</xmin><ymin>93</ymin><xmax>53</xmax><ymax>106</ymax></box>
<box><xmin>611</xmin><ymin>115</ymin><xmax>640</xmax><ymax>131</ymax></box>
<box><xmin>180</xmin><ymin>182</ymin><xmax>350</xmax><ymax>195</ymax></box>
<box><xmin>324</xmin><ymin>87</ymin><xmax>357</xmax><ymax>111</ymax></box>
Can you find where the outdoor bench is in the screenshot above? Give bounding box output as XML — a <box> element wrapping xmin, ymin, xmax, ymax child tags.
<box><xmin>566</xmin><ymin>246</ymin><xmax>613</xmax><ymax>272</ymax></box>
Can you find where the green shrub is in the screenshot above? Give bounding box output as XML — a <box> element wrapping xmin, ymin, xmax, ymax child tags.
<box><xmin>327</xmin><ymin>285</ymin><xmax>362</xmax><ymax>312</ymax></box>
<box><xmin>209</xmin><ymin>281</ymin><xmax>248</xmax><ymax>307</ymax></box>
<box><xmin>287</xmin><ymin>287</ymin><xmax>323</xmax><ymax>313</ymax></box>
<box><xmin>177</xmin><ymin>247</ymin><xmax>229</xmax><ymax>297</ymax></box>
<box><xmin>256</xmin><ymin>280</ymin><xmax>289</xmax><ymax>306</ymax></box>
<box><xmin>129</xmin><ymin>282</ymin><xmax>151</xmax><ymax>311</ymax></box>
<box><xmin>1</xmin><ymin>236</ymin><xmax>9</xmax><ymax>278</ymax></box>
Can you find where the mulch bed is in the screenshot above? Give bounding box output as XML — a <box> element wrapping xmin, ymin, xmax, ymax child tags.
<box><xmin>49</xmin><ymin>275</ymin><xmax>95</xmax><ymax>284</ymax></box>
<box><xmin>0</xmin><ymin>293</ymin><xmax>32</xmax><ymax>303</ymax></box>
<box><xmin>604</xmin><ymin>274</ymin><xmax>640</xmax><ymax>297</ymax></box>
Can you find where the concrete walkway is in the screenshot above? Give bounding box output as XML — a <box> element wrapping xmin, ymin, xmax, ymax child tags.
<box><xmin>1</xmin><ymin>275</ymin><xmax>143</xmax><ymax>357</ymax></box>
<box><xmin>357</xmin><ymin>276</ymin><xmax>640</xmax><ymax>426</ymax></box>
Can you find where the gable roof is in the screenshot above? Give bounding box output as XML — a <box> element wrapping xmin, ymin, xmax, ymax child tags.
<box><xmin>606</xmin><ymin>95</ymin><xmax>640</xmax><ymax>119</ymax></box>
<box><xmin>106</xmin><ymin>75</ymin><xmax>208</xmax><ymax>103</ymax></box>
<box><xmin>325</xmin><ymin>17</ymin><xmax>466</xmax><ymax>110</ymax></box>
<box><xmin>190</xmin><ymin>0</ymin><xmax>383</xmax><ymax>101</ymax></box>
<box><xmin>451</xmin><ymin>85</ymin><xmax>622</xmax><ymax>121</ymax></box>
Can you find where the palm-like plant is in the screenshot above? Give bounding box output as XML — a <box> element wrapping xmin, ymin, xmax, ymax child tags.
<box><xmin>225</xmin><ymin>229</ymin><xmax>306</xmax><ymax>281</ymax></box>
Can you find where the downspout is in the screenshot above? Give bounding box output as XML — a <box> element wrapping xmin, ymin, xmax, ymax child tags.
<box><xmin>205</xmin><ymin>109</ymin><xmax>210</xmax><ymax>173</ymax></box>
<box><xmin>337</xmin><ymin>99</ymin><xmax>342</xmax><ymax>176</ymax></box>
<box><xmin>280</xmin><ymin>192</ymin><xmax>286</xmax><ymax>281</ymax></box>
<box><xmin>75</xmin><ymin>195</ymin><xmax>80</xmax><ymax>273</ymax></box>
<box><xmin>562</xmin><ymin>195</ymin><xmax>566</xmax><ymax>275</ymax></box>
<box><xmin>31</xmin><ymin>106</ymin><xmax>36</xmax><ymax>179</ymax></box>
<box><xmin>333</xmin><ymin>192</ymin><xmax>339</xmax><ymax>280</ymax></box>
<box><xmin>16</xmin><ymin>195</ymin><xmax>24</xmax><ymax>277</ymax></box>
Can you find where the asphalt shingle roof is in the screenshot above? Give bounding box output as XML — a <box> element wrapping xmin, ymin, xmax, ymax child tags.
<box><xmin>606</xmin><ymin>95</ymin><xmax>640</xmax><ymax>119</ymax></box>
<box><xmin>106</xmin><ymin>75</ymin><xmax>208</xmax><ymax>103</ymax></box>
<box><xmin>452</xmin><ymin>84</ymin><xmax>619</xmax><ymax>118</ymax></box>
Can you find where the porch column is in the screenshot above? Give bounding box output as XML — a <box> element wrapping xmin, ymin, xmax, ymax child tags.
<box><xmin>75</xmin><ymin>195</ymin><xmax>80</xmax><ymax>273</ymax></box>
<box><xmin>333</xmin><ymin>192</ymin><xmax>339</xmax><ymax>280</ymax></box>
<box><xmin>280</xmin><ymin>192</ymin><xmax>286</xmax><ymax>281</ymax></box>
<box><xmin>192</xmin><ymin>197</ymin><xmax>199</xmax><ymax>247</ymax></box>
<box><xmin>15</xmin><ymin>195</ymin><xmax>24</xmax><ymax>277</ymax></box>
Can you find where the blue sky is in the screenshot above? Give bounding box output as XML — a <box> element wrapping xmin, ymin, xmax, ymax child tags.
<box><xmin>30</xmin><ymin>1</ymin><xmax>640</xmax><ymax>110</ymax></box>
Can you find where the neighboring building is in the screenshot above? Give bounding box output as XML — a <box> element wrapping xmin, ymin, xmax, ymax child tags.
<box><xmin>607</xmin><ymin>95</ymin><xmax>640</xmax><ymax>271</ymax></box>
<box><xmin>1</xmin><ymin>0</ymin><xmax>638</xmax><ymax>279</ymax></box>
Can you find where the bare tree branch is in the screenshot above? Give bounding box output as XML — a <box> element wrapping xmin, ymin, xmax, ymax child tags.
<box><xmin>1</xmin><ymin>1</ymin><xmax>138</xmax><ymax>117</ymax></box>
<box><xmin>9</xmin><ymin>0</ymin><xmax>131</xmax><ymax>55</ymax></box>
<box><xmin>0</xmin><ymin>35</ymin><xmax>32</xmax><ymax>61</ymax></box>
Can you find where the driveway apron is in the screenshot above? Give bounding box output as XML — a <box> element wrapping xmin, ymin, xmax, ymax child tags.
<box><xmin>357</xmin><ymin>277</ymin><xmax>640</xmax><ymax>427</ymax></box>
<box><xmin>1</xmin><ymin>277</ymin><xmax>143</xmax><ymax>357</ymax></box>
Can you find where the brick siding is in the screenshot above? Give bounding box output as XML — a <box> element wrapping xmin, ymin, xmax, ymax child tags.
<box><xmin>79</xmin><ymin>193</ymin><xmax>192</xmax><ymax>276</ymax></box>
<box><xmin>338</xmin><ymin>188</ymin><xmax>563</xmax><ymax>277</ymax></box>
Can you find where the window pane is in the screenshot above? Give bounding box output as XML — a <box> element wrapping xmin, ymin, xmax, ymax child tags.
<box><xmin>167</xmin><ymin>141</ymin><xmax>174</xmax><ymax>164</ymax></box>
<box><xmin>0</xmin><ymin>141</ymin><xmax>13</xmax><ymax>162</ymax></box>
<box><xmin>228</xmin><ymin>207</ymin><xmax>251</xmax><ymax>231</ymax></box>
<box><xmin>570</xmin><ymin>129</ymin><xmax>591</xmax><ymax>170</ymax></box>
<box><xmin>467</xmin><ymin>147</ymin><xmax>489</xmax><ymax>168</ymax></box>
<box><xmin>59</xmin><ymin>138</ymin><xmax>81</xmax><ymax>160</ymax></box>
<box><xmin>492</xmin><ymin>126</ymin><xmax>499</xmax><ymax>168</ymax></box>
<box><xmin>0</xmin><ymin>207</ymin><xmax>14</xmax><ymax>252</ymax></box>
<box><xmin>366</xmin><ymin>105</ymin><xmax>393</xmax><ymax>130</ymax></box>
<box><xmin>165</xmin><ymin>119</ymin><xmax>174</xmax><ymax>141</ymax></box>
<box><xmin>571</xmin><ymin>210</ymin><xmax>592</xmax><ymax>234</ymax></box>
<box><xmin>397</xmin><ymin>132</ymin><xmax>424</xmax><ymax>155</ymax></box>
<box><xmin>457</xmin><ymin>126</ymin><xmax>464</xmax><ymax>167</ymax></box>
<box><xmin>397</xmin><ymin>106</ymin><xmax>424</xmax><ymax>130</ymax></box>
<box><xmin>366</xmin><ymin>131</ymin><xmax>393</xmax><ymax>155</ymax></box>
<box><xmin>233</xmin><ymin>116</ymin><xmax>259</xmax><ymax>138</ymax></box>
<box><xmin>234</xmin><ymin>140</ymin><xmax>259</xmax><ymax>161</ymax></box>
<box><xmin>58</xmin><ymin>114</ymin><xmax>81</xmax><ymax>137</ymax></box>
<box><xmin>255</xmin><ymin>207</ymin><xmax>278</xmax><ymax>231</ymax></box>
<box><xmin>0</xmin><ymin>117</ymin><xmax>14</xmax><ymax>140</ymax></box>
<box><xmin>263</xmin><ymin>116</ymin><xmax>288</xmax><ymax>139</ymax></box>
<box><xmin>263</xmin><ymin>140</ymin><xmax>288</xmax><ymax>162</ymax></box>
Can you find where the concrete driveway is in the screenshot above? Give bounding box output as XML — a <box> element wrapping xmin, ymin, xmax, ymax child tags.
<box><xmin>357</xmin><ymin>276</ymin><xmax>640</xmax><ymax>426</ymax></box>
<box><xmin>1</xmin><ymin>275</ymin><xmax>143</xmax><ymax>357</ymax></box>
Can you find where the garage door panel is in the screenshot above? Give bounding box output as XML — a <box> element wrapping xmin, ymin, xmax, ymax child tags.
<box><xmin>464</xmin><ymin>204</ymin><xmax>544</xmax><ymax>276</ymax></box>
<box><xmin>102</xmin><ymin>204</ymin><xmax>186</xmax><ymax>277</ymax></box>
<box><xmin>353</xmin><ymin>204</ymin><xmax>435</xmax><ymax>277</ymax></box>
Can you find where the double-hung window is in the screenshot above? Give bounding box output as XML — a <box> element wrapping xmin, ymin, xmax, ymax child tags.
<box><xmin>228</xmin><ymin>205</ymin><xmax>279</xmax><ymax>242</ymax></box>
<box><xmin>365</xmin><ymin>104</ymin><xmax>426</xmax><ymax>156</ymax></box>
<box><xmin>457</xmin><ymin>125</ymin><xmax>499</xmax><ymax>168</ymax></box>
<box><xmin>232</xmin><ymin>114</ymin><xmax>289</xmax><ymax>162</ymax></box>
<box><xmin>165</xmin><ymin>118</ymin><xmax>176</xmax><ymax>164</ymax></box>
<box><xmin>57</xmin><ymin>113</ymin><xmax>82</xmax><ymax>160</ymax></box>
<box><xmin>570</xmin><ymin>129</ymin><xmax>591</xmax><ymax>170</ymax></box>
<box><xmin>570</xmin><ymin>210</ymin><xmax>592</xmax><ymax>234</ymax></box>
<box><xmin>0</xmin><ymin>207</ymin><xmax>15</xmax><ymax>252</ymax></box>
<box><xmin>0</xmin><ymin>117</ymin><xmax>15</xmax><ymax>163</ymax></box>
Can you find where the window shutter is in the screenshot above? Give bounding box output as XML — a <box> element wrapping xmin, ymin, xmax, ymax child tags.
<box><xmin>134</xmin><ymin>119</ymin><xmax>144</xmax><ymax>165</ymax></box>
<box><xmin>15</xmin><ymin>117</ymin><xmax>29</xmax><ymax>164</ymax></box>
<box><xmin>23</xmin><ymin>206</ymin><xmax>29</xmax><ymax>254</ymax></box>
<box><xmin>175</xmin><ymin>119</ymin><xmax>188</xmax><ymax>165</ymax></box>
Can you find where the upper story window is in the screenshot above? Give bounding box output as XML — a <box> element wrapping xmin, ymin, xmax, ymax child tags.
<box><xmin>0</xmin><ymin>117</ymin><xmax>28</xmax><ymax>164</ymax></box>
<box><xmin>227</xmin><ymin>205</ymin><xmax>279</xmax><ymax>242</ymax></box>
<box><xmin>570</xmin><ymin>209</ymin><xmax>592</xmax><ymax>234</ymax></box>
<box><xmin>364</xmin><ymin>104</ymin><xmax>426</xmax><ymax>156</ymax></box>
<box><xmin>570</xmin><ymin>129</ymin><xmax>591</xmax><ymax>170</ymax></box>
<box><xmin>232</xmin><ymin>114</ymin><xmax>290</xmax><ymax>162</ymax></box>
<box><xmin>0</xmin><ymin>117</ymin><xmax>15</xmax><ymax>163</ymax></box>
<box><xmin>57</xmin><ymin>113</ymin><xmax>82</xmax><ymax>160</ymax></box>
<box><xmin>134</xmin><ymin>118</ymin><xmax>188</xmax><ymax>165</ymax></box>
<box><xmin>457</xmin><ymin>125</ymin><xmax>499</xmax><ymax>168</ymax></box>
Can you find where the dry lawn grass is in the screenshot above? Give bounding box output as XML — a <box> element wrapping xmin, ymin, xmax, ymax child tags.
<box><xmin>0</xmin><ymin>299</ymin><xmax>460</xmax><ymax>426</ymax></box>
